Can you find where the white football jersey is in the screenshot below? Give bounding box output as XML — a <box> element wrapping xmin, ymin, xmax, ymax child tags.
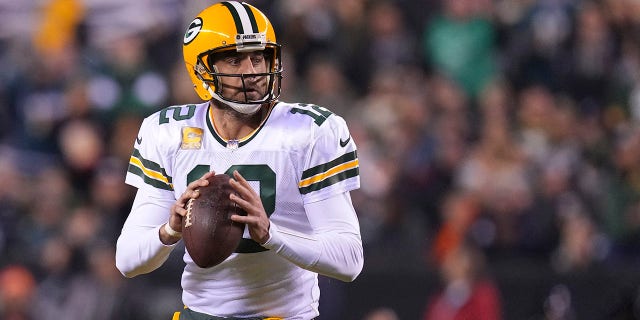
<box><xmin>125</xmin><ymin>101</ymin><xmax>359</xmax><ymax>318</ymax></box>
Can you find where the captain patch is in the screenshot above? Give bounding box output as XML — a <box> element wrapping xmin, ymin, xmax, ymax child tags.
<box><xmin>181</xmin><ymin>127</ymin><xmax>203</xmax><ymax>150</ymax></box>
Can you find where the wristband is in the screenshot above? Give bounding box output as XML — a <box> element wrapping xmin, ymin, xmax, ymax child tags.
<box><xmin>164</xmin><ymin>223</ymin><xmax>182</xmax><ymax>238</ymax></box>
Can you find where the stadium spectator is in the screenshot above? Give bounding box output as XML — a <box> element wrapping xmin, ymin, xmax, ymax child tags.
<box><xmin>1</xmin><ymin>0</ymin><xmax>640</xmax><ymax>318</ymax></box>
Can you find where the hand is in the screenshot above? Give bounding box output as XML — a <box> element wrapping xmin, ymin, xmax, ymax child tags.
<box><xmin>229</xmin><ymin>170</ymin><xmax>271</xmax><ymax>244</ymax></box>
<box><xmin>160</xmin><ymin>170</ymin><xmax>216</xmax><ymax>244</ymax></box>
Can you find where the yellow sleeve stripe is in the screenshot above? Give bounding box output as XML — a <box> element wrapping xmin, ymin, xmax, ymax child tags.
<box><xmin>299</xmin><ymin>158</ymin><xmax>359</xmax><ymax>188</ymax></box>
<box><xmin>127</xmin><ymin>149</ymin><xmax>174</xmax><ymax>191</ymax></box>
<box><xmin>128</xmin><ymin>157</ymin><xmax>171</xmax><ymax>185</ymax></box>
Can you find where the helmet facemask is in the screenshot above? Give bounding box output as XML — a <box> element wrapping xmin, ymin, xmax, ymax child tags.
<box><xmin>195</xmin><ymin>44</ymin><xmax>282</xmax><ymax>114</ymax></box>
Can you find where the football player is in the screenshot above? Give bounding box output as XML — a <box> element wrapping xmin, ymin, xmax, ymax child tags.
<box><xmin>115</xmin><ymin>2</ymin><xmax>364</xmax><ymax>319</ymax></box>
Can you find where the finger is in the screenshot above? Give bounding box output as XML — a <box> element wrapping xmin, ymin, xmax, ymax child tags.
<box><xmin>230</xmin><ymin>193</ymin><xmax>258</xmax><ymax>214</ymax></box>
<box><xmin>173</xmin><ymin>204</ymin><xmax>188</xmax><ymax>217</ymax></box>
<box><xmin>230</xmin><ymin>214</ymin><xmax>256</xmax><ymax>224</ymax></box>
<box><xmin>187</xmin><ymin>179</ymin><xmax>206</xmax><ymax>190</ymax></box>
<box><xmin>228</xmin><ymin>178</ymin><xmax>247</xmax><ymax>199</ymax></box>
<box><xmin>231</xmin><ymin>170</ymin><xmax>254</xmax><ymax>191</ymax></box>
<box><xmin>187</xmin><ymin>171</ymin><xmax>216</xmax><ymax>190</ymax></box>
<box><xmin>177</xmin><ymin>190</ymin><xmax>198</xmax><ymax>206</ymax></box>
<box><xmin>188</xmin><ymin>189</ymin><xmax>201</xmax><ymax>200</ymax></box>
<box><xmin>232</xmin><ymin>170</ymin><xmax>245</xmax><ymax>182</ymax></box>
<box><xmin>186</xmin><ymin>171</ymin><xmax>215</xmax><ymax>199</ymax></box>
<box><xmin>229</xmin><ymin>176</ymin><xmax>258</xmax><ymax>201</ymax></box>
<box><xmin>199</xmin><ymin>170</ymin><xmax>216</xmax><ymax>184</ymax></box>
<box><xmin>203</xmin><ymin>170</ymin><xmax>216</xmax><ymax>178</ymax></box>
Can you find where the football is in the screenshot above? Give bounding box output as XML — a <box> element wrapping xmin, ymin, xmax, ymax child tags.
<box><xmin>182</xmin><ymin>174</ymin><xmax>246</xmax><ymax>268</ymax></box>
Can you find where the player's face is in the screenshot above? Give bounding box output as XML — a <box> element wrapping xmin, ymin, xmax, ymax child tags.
<box><xmin>212</xmin><ymin>51</ymin><xmax>269</xmax><ymax>102</ymax></box>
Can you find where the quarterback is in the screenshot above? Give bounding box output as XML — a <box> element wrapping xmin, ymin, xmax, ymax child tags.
<box><xmin>115</xmin><ymin>2</ymin><xmax>364</xmax><ymax>320</ymax></box>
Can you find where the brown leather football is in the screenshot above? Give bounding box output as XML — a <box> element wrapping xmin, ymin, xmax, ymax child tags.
<box><xmin>182</xmin><ymin>174</ymin><xmax>246</xmax><ymax>268</ymax></box>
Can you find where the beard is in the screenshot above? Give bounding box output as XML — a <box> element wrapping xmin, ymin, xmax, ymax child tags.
<box><xmin>211</xmin><ymin>100</ymin><xmax>271</xmax><ymax>125</ymax></box>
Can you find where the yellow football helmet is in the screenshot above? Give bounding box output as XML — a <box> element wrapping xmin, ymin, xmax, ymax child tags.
<box><xmin>183</xmin><ymin>1</ymin><xmax>282</xmax><ymax>114</ymax></box>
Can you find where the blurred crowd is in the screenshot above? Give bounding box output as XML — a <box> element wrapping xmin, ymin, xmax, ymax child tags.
<box><xmin>1</xmin><ymin>0</ymin><xmax>640</xmax><ymax>319</ymax></box>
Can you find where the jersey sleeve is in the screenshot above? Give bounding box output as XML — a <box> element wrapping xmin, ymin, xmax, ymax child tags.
<box><xmin>299</xmin><ymin>112</ymin><xmax>360</xmax><ymax>204</ymax></box>
<box><xmin>118</xmin><ymin>112</ymin><xmax>179</xmax><ymax>278</ymax></box>
<box><xmin>262</xmin><ymin>191</ymin><xmax>363</xmax><ymax>282</ymax></box>
<box><xmin>125</xmin><ymin>114</ymin><xmax>175</xmax><ymax>199</ymax></box>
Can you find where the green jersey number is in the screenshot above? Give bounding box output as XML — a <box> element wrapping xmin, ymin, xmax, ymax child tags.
<box><xmin>290</xmin><ymin>103</ymin><xmax>333</xmax><ymax>126</ymax></box>
<box><xmin>159</xmin><ymin>105</ymin><xmax>196</xmax><ymax>124</ymax></box>
<box><xmin>187</xmin><ymin>164</ymin><xmax>276</xmax><ymax>253</ymax></box>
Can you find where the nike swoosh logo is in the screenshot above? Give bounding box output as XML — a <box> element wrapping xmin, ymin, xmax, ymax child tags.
<box><xmin>136</xmin><ymin>136</ymin><xmax>142</xmax><ymax>144</ymax></box>
<box><xmin>339</xmin><ymin>135</ymin><xmax>351</xmax><ymax>147</ymax></box>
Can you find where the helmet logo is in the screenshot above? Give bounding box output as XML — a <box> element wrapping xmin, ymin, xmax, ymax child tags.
<box><xmin>184</xmin><ymin>17</ymin><xmax>203</xmax><ymax>44</ymax></box>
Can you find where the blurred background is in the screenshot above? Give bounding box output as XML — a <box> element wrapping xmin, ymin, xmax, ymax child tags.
<box><xmin>1</xmin><ymin>0</ymin><xmax>640</xmax><ymax>319</ymax></box>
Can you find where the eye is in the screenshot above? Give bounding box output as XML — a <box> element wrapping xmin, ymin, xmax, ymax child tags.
<box><xmin>251</xmin><ymin>53</ymin><xmax>265</xmax><ymax>65</ymax></box>
<box><xmin>225</xmin><ymin>57</ymin><xmax>241</xmax><ymax>66</ymax></box>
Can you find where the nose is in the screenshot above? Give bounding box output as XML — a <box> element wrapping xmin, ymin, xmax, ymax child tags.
<box><xmin>239</xmin><ymin>56</ymin><xmax>257</xmax><ymax>74</ymax></box>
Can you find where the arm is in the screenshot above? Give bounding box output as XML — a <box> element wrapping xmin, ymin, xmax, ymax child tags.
<box><xmin>116</xmin><ymin>172</ymin><xmax>213</xmax><ymax>277</ymax></box>
<box><xmin>230</xmin><ymin>168</ymin><xmax>363</xmax><ymax>282</ymax></box>
<box><xmin>115</xmin><ymin>189</ymin><xmax>178</xmax><ymax>278</ymax></box>
<box><xmin>262</xmin><ymin>191</ymin><xmax>364</xmax><ymax>282</ymax></box>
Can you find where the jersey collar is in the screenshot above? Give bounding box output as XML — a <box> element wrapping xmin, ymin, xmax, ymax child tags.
<box><xmin>205</xmin><ymin>103</ymin><xmax>275</xmax><ymax>148</ymax></box>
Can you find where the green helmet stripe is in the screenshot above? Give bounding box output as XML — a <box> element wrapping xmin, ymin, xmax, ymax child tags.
<box><xmin>221</xmin><ymin>1</ymin><xmax>259</xmax><ymax>34</ymax></box>
<box><xmin>221</xmin><ymin>2</ymin><xmax>245</xmax><ymax>33</ymax></box>
<box><xmin>242</xmin><ymin>3</ymin><xmax>259</xmax><ymax>33</ymax></box>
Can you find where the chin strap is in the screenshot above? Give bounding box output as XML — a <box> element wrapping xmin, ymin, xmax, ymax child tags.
<box><xmin>204</xmin><ymin>82</ymin><xmax>262</xmax><ymax>115</ymax></box>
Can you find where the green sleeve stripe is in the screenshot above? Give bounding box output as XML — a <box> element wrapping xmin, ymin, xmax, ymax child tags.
<box><xmin>127</xmin><ymin>163</ymin><xmax>174</xmax><ymax>191</ymax></box>
<box><xmin>301</xmin><ymin>151</ymin><xmax>357</xmax><ymax>179</ymax></box>
<box><xmin>131</xmin><ymin>149</ymin><xmax>173</xmax><ymax>183</ymax></box>
<box><xmin>299</xmin><ymin>167</ymin><xmax>359</xmax><ymax>195</ymax></box>
<box><xmin>128</xmin><ymin>148</ymin><xmax>173</xmax><ymax>191</ymax></box>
